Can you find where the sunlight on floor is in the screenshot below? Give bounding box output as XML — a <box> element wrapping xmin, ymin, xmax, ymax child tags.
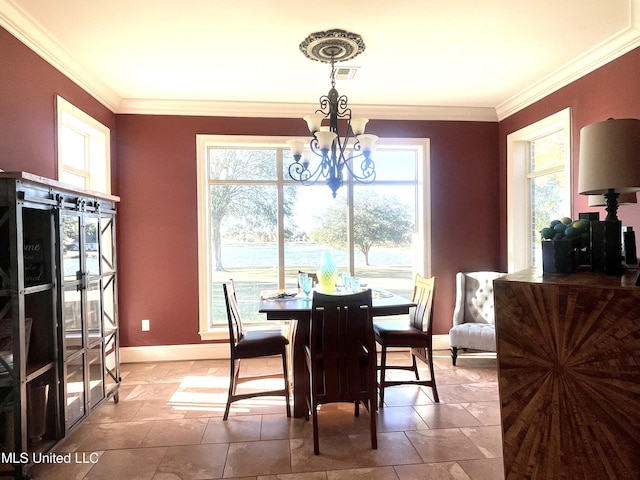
<box><xmin>168</xmin><ymin>374</ymin><xmax>288</xmax><ymax>413</ymax></box>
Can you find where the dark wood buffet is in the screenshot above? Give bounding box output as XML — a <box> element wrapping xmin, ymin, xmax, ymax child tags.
<box><xmin>493</xmin><ymin>268</ymin><xmax>640</xmax><ymax>480</ymax></box>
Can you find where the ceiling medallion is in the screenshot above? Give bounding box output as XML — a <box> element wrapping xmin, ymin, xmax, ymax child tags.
<box><xmin>299</xmin><ymin>29</ymin><xmax>366</xmax><ymax>64</ymax></box>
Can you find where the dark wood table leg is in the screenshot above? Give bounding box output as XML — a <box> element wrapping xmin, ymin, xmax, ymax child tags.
<box><xmin>290</xmin><ymin>316</ymin><xmax>309</xmax><ymax>418</ymax></box>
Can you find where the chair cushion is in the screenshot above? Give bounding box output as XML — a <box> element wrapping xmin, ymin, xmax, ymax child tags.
<box><xmin>234</xmin><ymin>329</ymin><xmax>288</xmax><ymax>359</ymax></box>
<box><xmin>374</xmin><ymin>321</ymin><xmax>429</xmax><ymax>347</ymax></box>
<box><xmin>449</xmin><ymin>323</ymin><xmax>495</xmax><ymax>351</ymax></box>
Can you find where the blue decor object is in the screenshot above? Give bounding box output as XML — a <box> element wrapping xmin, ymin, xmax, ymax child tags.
<box><xmin>317</xmin><ymin>251</ymin><xmax>338</xmax><ymax>293</ymax></box>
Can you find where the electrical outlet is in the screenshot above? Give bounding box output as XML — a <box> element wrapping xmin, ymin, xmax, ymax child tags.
<box><xmin>141</xmin><ymin>319</ymin><xmax>150</xmax><ymax>331</ymax></box>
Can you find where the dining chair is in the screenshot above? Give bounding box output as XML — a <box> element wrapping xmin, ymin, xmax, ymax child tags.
<box><xmin>297</xmin><ymin>270</ymin><xmax>318</xmax><ymax>287</ymax></box>
<box><xmin>222</xmin><ymin>280</ymin><xmax>291</xmax><ymax>420</ymax></box>
<box><xmin>305</xmin><ymin>289</ymin><xmax>377</xmax><ymax>455</ymax></box>
<box><xmin>373</xmin><ymin>274</ymin><xmax>439</xmax><ymax>405</ymax></box>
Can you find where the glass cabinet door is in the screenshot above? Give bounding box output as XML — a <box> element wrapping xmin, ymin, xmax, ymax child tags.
<box><xmin>59</xmin><ymin>205</ymin><xmax>119</xmax><ymax>430</ymax></box>
<box><xmin>88</xmin><ymin>344</ymin><xmax>104</xmax><ymax>408</ymax></box>
<box><xmin>61</xmin><ymin>213</ymin><xmax>81</xmax><ymax>283</ymax></box>
<box><xmin>85</xmin><ymin>216</ymin><xmax>99</xmax><ymax>276</ymax></box>
<box><xmin>65</xmin><ymin>354</ymin><xmax>85</xmax><ymax>427</ymax></box>
<box><xmin>61</xmin><ymin>284</ymin><xmax>83</xmax><ymax>356</ymax></box>
<box><xmin>87</xmin><ymin>279</ymin><xmax>101</xmax><ymax>341</ymax></box>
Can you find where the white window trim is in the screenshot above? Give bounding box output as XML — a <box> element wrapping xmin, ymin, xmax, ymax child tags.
<box><xmin>56</xmin><ymin>96</ymin><xmax>111</xmax><ymax>194</ymax></box>
<box><xmin>507</xmin><ymin>108</ymin><xmax>571</xmax><ymax>272</ymax></box>
<box><xmin>195</xmin><ymin>135</ymin><xmax>431</xmax><ymax>340</ymax></box>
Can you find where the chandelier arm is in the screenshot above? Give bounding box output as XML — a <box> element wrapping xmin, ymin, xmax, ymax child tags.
<box><xmin>340</xmin><ymin>150</ymin><xmax>376</xmax><ymax>182</ymax></box>
<box><xmin>288</xmin><ymin>155</ymin><xmax>331</xmax><ymax>186</ymax></box>
<box><xmin>317</xmin><ymin>96</ymin><xmax>331</xmax><ymax>116</ymax></box>
<box><xmin>305</xmin><ymin>137</ymin><xmax>334</xmax><ymax>178</ymax></box>
<box><xmin>336</xmin><ymin>97</ymin><xmax>350</xmax><ymax>118</ymax></box>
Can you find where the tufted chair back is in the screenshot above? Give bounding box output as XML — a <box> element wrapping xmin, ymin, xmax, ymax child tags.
<box><xmin>453</xmin><ymin>271</ymin><xmax>505</xmax><ymax>326</ymax></box>
<box><xmin>449</xmin><ymin>271</ymin><xmax>507</xmax><ymax>366</ymax></box>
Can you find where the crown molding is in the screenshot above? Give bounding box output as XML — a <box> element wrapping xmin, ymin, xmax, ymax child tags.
<box><xmin>0</xmin><ymin>0</ymin><xmax>121</xmax><ymax>111</ymax></box>
<box><xmin>3</xmin><ymin>0</ymin><xmax>640</xmax><ymax>122</ymax></box>
<box><xmin>117</xmin><ymin>98</ymin><xmax>499</xmax><ymax>121</ymax></box>
<box><xmin>496</xmin><ymin>8</ymin><xmax>640</xmax><ymax>120</ymax></box>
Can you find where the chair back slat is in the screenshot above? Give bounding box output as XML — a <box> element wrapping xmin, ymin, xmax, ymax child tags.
<box><xmin>310</xmin><ymin>290</ymin><xmax>374</xmax><ymax>401</ymax></box>
<box><xmin>223</xmin><ymin>280</ymin><xmax>243</xmax><ymax>348</ymax></box>
<box><xmin>411</xmin><ymin>275</ymin><xmax>436</xmax><ymax>333</ymax></box>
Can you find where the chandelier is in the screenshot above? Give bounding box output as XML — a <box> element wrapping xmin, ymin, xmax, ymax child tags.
<box><xmin>287</xmin><ymin>29</ymin><xmax>378</xmax><ymax>198</ymax></box>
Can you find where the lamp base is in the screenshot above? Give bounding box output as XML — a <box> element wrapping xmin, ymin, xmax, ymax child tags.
<box><xmin>590</xmin><ymin>220</ymin><xmax>622</xmax><ymax>274</ymax></box>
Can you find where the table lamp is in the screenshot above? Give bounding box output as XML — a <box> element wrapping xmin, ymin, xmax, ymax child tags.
<box><xmin>578</xmin><ymin>118</ymin><xmax>640</xmax><ymax>273</ymax></box>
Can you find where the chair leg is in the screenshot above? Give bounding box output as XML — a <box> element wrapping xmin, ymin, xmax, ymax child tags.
<box><xmin>223</xmin><ymin>357</ymin><xmax>239</xmax><ymax>421</ymax></box>
<box><xmin>369</xmin><ymin>395</ymin><xmax>377</xmax><ymax>450</ymax></box>
<box><xmin>282</xmin><ymin>348</ymin><xmax>291</xmax><ymax>418</ymax></box>
<box><xmin>379</xmin><ymin>346</ymin><xmax>387</xmax><ymax>407</ymax></box>
<box><xmin>411</xmin><ymin>354</ymin><xmax>420</xmax><ymax>380</ymax></box>
<box><xmin>427</xmin><ymin>348</ymin><xmax>440</xmax><ymax>403</ymax></box>
<box><xmin>451</xmin><ymin>346</ymin><xmax>458</xmax><ymax>366</ymax></box>
<box><xmin>368</xmin><ymin>370</ymin><xmax>378</xmax><ymax>450</ymax></box>
<box><xmin>312</xmin><ymin>404</ymin><xmax>320</xmax><ymax>455</ymax></box>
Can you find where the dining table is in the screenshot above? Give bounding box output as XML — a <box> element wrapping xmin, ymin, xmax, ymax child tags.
<box><xmin>259</xmin><ymin>287</ymin><xmax>416</xmax><ymax>418</ymax></box>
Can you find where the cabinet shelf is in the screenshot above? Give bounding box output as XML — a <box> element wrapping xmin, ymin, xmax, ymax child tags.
<box><xmin>22</xmin><ymin>283</ymin><xmax>55</xmax><ymax>295</ymax></box>
<box><xmin>25</xmin><ymin>362</ymin><xmax>54</xmax><ymax>383</ymax></box>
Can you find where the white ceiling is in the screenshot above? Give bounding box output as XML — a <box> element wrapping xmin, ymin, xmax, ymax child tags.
<box><xmin>2</xmin><ymin>0</ymin><xmax>640</xmax><ymax>120</ymax></box>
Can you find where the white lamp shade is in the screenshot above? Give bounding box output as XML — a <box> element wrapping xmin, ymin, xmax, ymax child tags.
<box><xmin>286</xmin><ymin>138</ymin><xmax>306</xmax><ymax>156</ymax></box>
<box><xmin>578</xmin><ymin>118</ymin><xmax>640</xmax><ymax>195</ymax></box>
<box><xmin>588</xmin><ymin>192</ymin><xmax>637</xmax><ymax>206</ymax></box>
<box><xmin>303</xmin><ymin>113</ymin><xmax>325</xmax><ymax>133</ymax></box>
<box><xmin>357</xmin><ymin>134</ymin><xmax>378</xmax><ymax>152</ymax></box>
<box><xmin>350</xmin><ymin>118</ymin><xmax>369</xmax><ymax>136</ymax></box>
<box><xmin>315</xmin><ymin>131</ymin><xmax>337</xmax><ymax>150</ymax></box>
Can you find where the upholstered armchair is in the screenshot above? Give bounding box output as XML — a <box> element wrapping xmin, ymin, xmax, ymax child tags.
<box><xmin>449</xmin><ymin>271</ymin><xmax>506</xmax><ymax>366</ymax></box>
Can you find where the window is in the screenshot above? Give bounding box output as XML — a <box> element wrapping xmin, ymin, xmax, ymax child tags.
<box><xmin>507</xmin><ymin>108</ymin><xmax>571</xmax><ymax>271</ymax></box>
<box><xmin>196</xmin><ymin>135</ymin><xmax>431</xmax><ymax>339</ymax></box>
<box><xmin>56</xmin><ymin>96</ymin><xmax>111</xmax><ymax>194</ymax></box>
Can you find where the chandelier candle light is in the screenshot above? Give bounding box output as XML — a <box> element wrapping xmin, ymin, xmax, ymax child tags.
<box><xmin>288</xmin><ymin>29</ymin><xmax>378</xmax><ymax>198</ymax></box>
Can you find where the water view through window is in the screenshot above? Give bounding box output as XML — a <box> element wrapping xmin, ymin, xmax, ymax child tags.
<box><xmin>200</xmin><ymin>138</ymin><xmax>428</xmax><ymax>327</ymax></box>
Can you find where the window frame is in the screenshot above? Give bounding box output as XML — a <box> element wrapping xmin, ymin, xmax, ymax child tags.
<box><xmin>507</xmin><ymin>108</ymin><xmax>571</xmax><ymax>272</ymax></box>
<box><xmin>196</xmin><ymin>135</ymin><xmax>431</xmax><ymax>340</ymax></box>
<box><xmin>56</xmin><ymin>96</ymin><xmax>111</xmax><ymax>194</ymax></box>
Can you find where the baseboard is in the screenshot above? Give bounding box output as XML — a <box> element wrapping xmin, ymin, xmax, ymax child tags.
<box><xmin>432</xmin><ymin>334</ymin><xmax>450</xmax><ymax>351</ymax></box>
<box><xmin>120</xmin><ymin>343</ymin><xmax>230</xmax><ymax>363</ymax></box>
<box><xmin>120</xmin><ymin>335</ymin><xmax>453</xmax><ymax>364</ymax></box>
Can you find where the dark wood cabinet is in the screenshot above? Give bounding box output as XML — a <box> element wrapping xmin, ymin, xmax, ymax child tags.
<box><xmin>0</xmin><ymin>172</ymin><xmax>120</xmax><ymax>479</ymax></box>
<box><xmin>494</xmin><ymin>268</ymin><xmax>640</xmax><ymax>480</ymax></box>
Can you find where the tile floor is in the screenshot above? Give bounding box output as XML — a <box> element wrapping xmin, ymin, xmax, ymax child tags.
<box><xmin>31</xmin><ymin>351</ymin><xmax>504</xmax><ymax>480</ymax></box>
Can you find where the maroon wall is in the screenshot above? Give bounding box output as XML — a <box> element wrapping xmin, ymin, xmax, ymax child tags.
<box><xmin>0</xmin><ymin>27</ymin><xmax>118</xmax><ymax>187</ymax></box>
<box><xmin>498</xmin><ymin>47</ymin><xmax>640</xmax><ymax>271</ymax></box>
<box><xmin>116</xmin><ymin>115</ymin><xmax>500</xmax><ymax>345</ymax></box>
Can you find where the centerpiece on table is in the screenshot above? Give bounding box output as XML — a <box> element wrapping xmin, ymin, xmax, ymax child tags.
<box><xmin>540</xmin><ymin>217</ymin><xmax>590</xmax><ymax>273</ymax></box>
<box><xmin>316</xmin><ymin>251</ymin><xmax>339</xmax><ymax>293</ymax></box>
